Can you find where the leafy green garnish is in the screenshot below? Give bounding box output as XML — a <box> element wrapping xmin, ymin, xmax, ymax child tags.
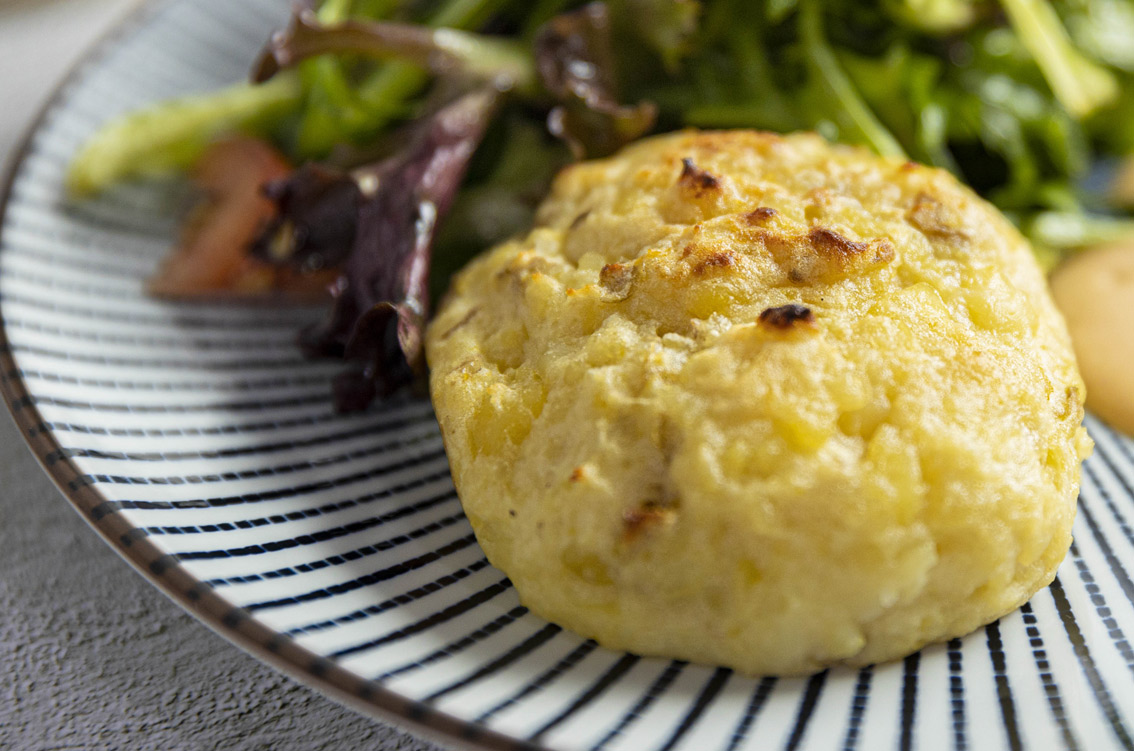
<box><xmin>68</xmin><ymin>0</ymin><xmax>1134</xmax><ymax>261</ymax></box>
<box><xmin>1000</xmin><ymin>0</ymin><xmax>1117</xmax><ymax>117</ymax></box>
<box><xmin>65</xmin><ymin>74</ymin><xmax>301</xmax><ymax>196</ymax></box>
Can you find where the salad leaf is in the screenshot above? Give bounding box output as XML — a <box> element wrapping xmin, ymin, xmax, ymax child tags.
<box><xmin>253</xmin><ymin>162</ymin><xmax>363</xmax><ymax>272</ymax></box>
<box><xmin>882</xmin><ymin>0</ymin><xmax>978</xmax><ymax>34</ymax></box>
<box><xmin>66</xmin><ymin>74</ymin><xmax>300</xmax><ymax>196</ymax></box>
<box><xmin>66</xmin><ymin>0</ymin><xmax>1134</xmax><ymax>413</ymax></box>
<box><xmin>533</xmin><ymin>3</ymin><xmax>657</xmax><ymax>157</ymax></box>
<box><xmin>291</xmin><ymin>0</ymin><xmax>516</xmax><ymax>158</ymax></box>
<box><xmin>262</xmin><ymin>88</ymin><xmax>498</xmax><ymax>411</ymax></box>
<box><xmin>999</xmin><ymin>0</ymin><xmax>1118</xmax><ymax>117</ymax></box>
<box><xmin>291</xmin><ymin>0</ymin><xmax>377</xmax><ymax>159</ymax></box>
<box><xmin>253</xmin><ymin>8</ymin><xmax>535</xmax><ymax>91</ymax></box>
<box><xmin>1027</xmin><ymin>210</ymin><xmax>1134</xmax><ymax>250</ymax></box>
<box><xmin>1062</xmin><ymin>0</ymin><xmax>1134</xmax><ymax>72</ymax></box>
<box><xmin>431</xmin><ymin>115</ymin><xmax>569</xmax><ymax>301</ymax></box>
<box><xmin>609</xmin><ymin>0</ymin><xmax>700</xmax><ymax>71</ymax></box>
<box><xmin>797</xmin><ymin>0</ymin><xmax>905</xmax><ymax>158</ymax></box>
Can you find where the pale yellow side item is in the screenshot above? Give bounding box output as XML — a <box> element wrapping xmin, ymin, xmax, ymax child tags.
<box><xmin>1051</xmin><ymin>241</ymin><xmax>1134</xmax><ymax>437</ymax></box>
<box><xmin>426</xmin><ymin>130</ymin><xmax>1092</xmax><ymax>675</ymax></box>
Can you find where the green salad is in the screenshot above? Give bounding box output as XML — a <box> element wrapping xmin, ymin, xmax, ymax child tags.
<box><xmin>65</xmin><ymin>0</ymin><xmax>1134</xmax><ymax>409</ymax></box>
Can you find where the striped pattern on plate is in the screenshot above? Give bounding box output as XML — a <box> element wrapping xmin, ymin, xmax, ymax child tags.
<box><xmin>1</xmin><ymin>1</ymin><xmax>1133</xmax><ymax>749</ymax></box>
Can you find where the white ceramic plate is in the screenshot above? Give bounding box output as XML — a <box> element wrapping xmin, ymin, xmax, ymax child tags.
<box><xmin>3</xmin><ymin>1</ymin><xmax>1134</xmax><ymax>749</ymax></box>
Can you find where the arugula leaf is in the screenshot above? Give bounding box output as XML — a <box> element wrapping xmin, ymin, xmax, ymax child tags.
<box><xmin>797</xmin><ymin>0</ymin><xmax>906</xmax><ymax>158</ymax></box>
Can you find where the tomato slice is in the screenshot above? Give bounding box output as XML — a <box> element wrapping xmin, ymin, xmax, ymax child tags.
<box><xmin>147</xmin><ymin>137</ymin><xmax>337</xmax><ymax>299</ymax></box>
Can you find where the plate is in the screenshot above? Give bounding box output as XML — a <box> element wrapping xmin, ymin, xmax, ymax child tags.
<box><xmin>2</xmin><ymin>1</ymin><xmax>1133</xmax><ymax>749</ymax></box>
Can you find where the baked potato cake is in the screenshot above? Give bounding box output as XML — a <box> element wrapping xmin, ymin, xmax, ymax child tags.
<box><xmin>425</xmin><ymin>130</ymin><xmax>1092</xmax><ymax>675</ymax></box>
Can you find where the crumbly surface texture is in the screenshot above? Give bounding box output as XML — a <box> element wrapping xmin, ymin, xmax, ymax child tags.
<box><xmin>425</xmin><ymin>130</ymin><xmax>1092</xmax><ymax>675</ymax></box>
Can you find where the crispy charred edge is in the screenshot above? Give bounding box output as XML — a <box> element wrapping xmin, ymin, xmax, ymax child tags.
<box><xmin>801</xmin><ymin>226</ymin><xmax>894</xmax><ymax>280</ymax></box>
<box><xmin>805</xmin><ymin>227</ymin><xmax>895</xmax><ymax>267</ymax></box>
<box><xmin>744</xmin><ymin>206</ymin><xmax>778</xmax><ymax>224</ymax></box>
<box><xmin>726</xmin><ymin>220</ymin><xmax>895</xmax><ymax>284</ymax></box>
<box><xmin>808</xmin><ymin>227</ymin><xmax>872</xmax><ymax>256</ymax></box>
<box><xmin>599</xmin><ymin>261</ymin><xmax>633</xmax><ymax>299</ymax></box>
<box><xmin>759</xmin><ymin>303</ymin><xmax>815</xmax><ymax>330</ymax></box>
<box><xmin>691</xmin><ymin>249</ymin><xmax>735</xmax><ymax>275</ymax></box>
<box><xmin>678</xmin><ymin>224</ymin><xmax>737</xmax><ymax>275</ymax></box>
<box><xmin>621</xmin><ymin>501</ymin><xmax>675</xmax><ymax>544</ymax></box>
<box><xmin>620</xmin><ymin>417</ymin><xmax>681</xmax><ymax>545</ymax></box>
<box><xmin>905</xmin><ymin>192</ymin><xmax>969</xmax><ymax>239</ymax></box>
<box><xmin>678</xmin><ymin>157</ymin><xmax>721</xmax><ymax>198</ymax></box>
<box><xmin>495</xmin><ymin>251</ymin><xmax>558</xmax><ymax>294</ymax></box>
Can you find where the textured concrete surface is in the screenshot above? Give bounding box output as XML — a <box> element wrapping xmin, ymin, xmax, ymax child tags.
<box><xmin>0</xmin><ymin>1</ymin><xmax>444</xmax><ymax>749</ymax></box>
<box><xmin>0</xmin><ymin>416</ymin><xmax>438</xmax><ymax>751</ymax></box>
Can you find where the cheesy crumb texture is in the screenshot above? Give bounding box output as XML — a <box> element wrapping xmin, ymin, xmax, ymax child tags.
<box><xmin>426</xmin><ymin>130</ymin><xmax>1092</xmax><ymax>675</ymax></box>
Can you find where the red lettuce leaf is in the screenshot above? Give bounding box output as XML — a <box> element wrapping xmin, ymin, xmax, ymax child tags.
<box><xmin>253</xmin><ymin>162</ymin><xmax>362</xmax><ymax>272</ymax></box>
<box><xmin>534</xmin><ymin>3</ymin><xmax>657</xmax><ymax>158</ymax></box>
<box><xmin>257</xmin><ymin>88</ymin><xmax>498</xmax><ymax>411</ymax></box>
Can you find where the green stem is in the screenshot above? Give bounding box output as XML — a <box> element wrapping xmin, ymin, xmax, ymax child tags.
<box><xmin>299</xmin><ymin>0</ymin><xmax>513</xmax><ymax>156</ymax></box>
<box><xmin>359</xmin><ymin>0</ymin><xmax>515</xmax><ymax>104</ymax></box>
<box><xmin>1028</xmin><ymin>210</ymin><xmax>1134</xmax><ymax>249</ymax></box>
<box><xmin>294</xmin><ymin>0</ymin><xmax>392</xmax><ymax>157</ymax></box>
<box><xmin>261</xmin><ymin>19</ymin><xmax>534</xmax><ymax>92</ymax></box>
<box><xmin>66</xmin><ymin>73</ymin><xmax>301</xmax><ymax>196</ymax></box>
<box><xmin>998</xmin><ymin>0</ymin><xmax>1118</xmax><ymax>118</ymax></box>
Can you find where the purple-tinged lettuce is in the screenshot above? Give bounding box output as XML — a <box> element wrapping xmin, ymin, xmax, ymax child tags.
<box><xmin>533</xmin><ymin>3</ymin><xmax>657</xmax><ymax>158</ymax></box>
<box><xmin>256</xmin><ymin>88</ymin><xmax>498</xmax><ymax>411</ymax></box>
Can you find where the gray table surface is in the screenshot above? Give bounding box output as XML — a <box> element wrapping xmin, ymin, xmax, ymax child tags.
<box><xmin>0</xmin><ymin>1</ymin><xmax>443</xmax><ymax>748</ymax></box>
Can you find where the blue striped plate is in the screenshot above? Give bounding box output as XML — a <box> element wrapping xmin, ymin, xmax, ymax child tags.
<box><xmin>2</xmin><ymin>1</ymin><xmax>1133</xmax><ymax>749</ymax></box>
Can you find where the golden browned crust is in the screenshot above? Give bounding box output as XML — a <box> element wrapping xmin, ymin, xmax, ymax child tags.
<box><xmin>426</xmin><ymin>130</ymin><xmax>1091</xmax><ymax>675</ymax></box>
